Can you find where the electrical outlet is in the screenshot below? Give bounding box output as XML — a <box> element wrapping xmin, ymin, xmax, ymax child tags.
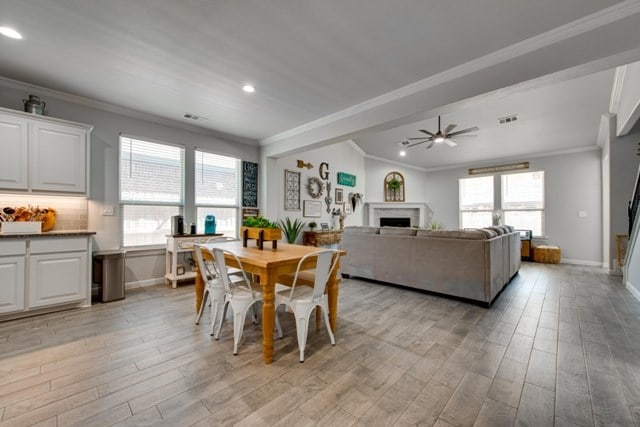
<box><xmin>101</xmin><ymin>205</ymin><xmax>115</xmax><ymax>216</ymax></box>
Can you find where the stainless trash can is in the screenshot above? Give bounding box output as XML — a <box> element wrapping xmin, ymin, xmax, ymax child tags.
<box><xmin>93</xmin><ymin>250</ymin><xmax>126</xmax><ymax>302</ymax></box>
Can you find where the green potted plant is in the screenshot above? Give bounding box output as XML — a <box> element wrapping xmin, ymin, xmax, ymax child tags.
<box><xmin>387</xmin><ymin>178</ymin><xmax>402</xmax><ymax>191</ymax></box>
<box><xmin>427</xmin><ymin>220</ymin><xmax>445</xmax><ymax>230</ymax></box>
<box><xmin>241</xmin><ymin>216</ymin><xmax>282</xmax><ymax>241</ymax></box>
<box><xmin>278</xmin><ymin>217</ymin><xmax>305</xmax><ymax>244</ymax></box>
<box><xmin>308</xmin><ymin>220</ymin><xmax>317</xmax><ymax>231</ymax></box>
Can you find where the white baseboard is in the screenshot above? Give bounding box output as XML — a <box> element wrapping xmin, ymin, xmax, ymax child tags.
<box><xmin>626</xmin><ymin>280</ymin><xmax>640</xmax><ymax>303</ymax></box>
<box><xmin>126</xmin><ymin>278</ymin><xmax>166</xmax><ymax>289</ymax></box>
<box><xmin>560</xmin><ymin>258</ymin><xmax>606</xmax><ymax>268</ymax></box>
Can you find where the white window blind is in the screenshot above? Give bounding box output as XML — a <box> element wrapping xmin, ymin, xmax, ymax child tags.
<box><xmin>459</xmin><ymin>175</ymin><xmax>494</xmax><ymax>229</ymax></box>
<box><xmin>195</xmin><ymin>150</ymin><xmax>240</xmax><ymax>238</ymax></box>
<box><xmin>119</xmin><ymin>136</ymin><xmax>185</xmax><ymax>247</ymax></box>
<box><xmin>502</xmin><ymin>171</ymin><xmax>545</xmax><ymax>236</ymax></box>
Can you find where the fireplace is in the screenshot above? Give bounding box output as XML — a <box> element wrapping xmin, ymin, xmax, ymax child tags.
<box><xmin>380</xmin><ymin>217</ymin><xmax>411</xmax><ymax>227</ymax></box>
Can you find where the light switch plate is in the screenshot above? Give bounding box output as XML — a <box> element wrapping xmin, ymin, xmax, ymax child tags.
<box><xmin>578</xmin><ymin>210</ymin><xmax>587</xmax><ymax>218</ymax></box>
<box><xmin>101</xmin><ymin>205</ymin><xmax>115</xmax><ymax>216</ymax></box>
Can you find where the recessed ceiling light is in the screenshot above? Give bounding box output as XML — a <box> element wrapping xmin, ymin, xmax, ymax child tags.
<box><xmin>242</xmin><ymin>84</ymin><xmax>255</xmax><ymax>93</ymax></box>
<box><xmin>0</xmin><ymin>27</ymin><xmax>22</xmax><ymax>40</ymax></box>
<box><xmin>399</xmin><ymin>151</ymin><xmax>406</xmax><ymax>157</ymax></box>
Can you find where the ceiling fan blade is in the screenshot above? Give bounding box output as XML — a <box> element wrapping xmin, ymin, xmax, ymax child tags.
<box><xmin>406</xmin><ymin>137</ymin><xmax>431</xmax><ymax>140</ymax></box>
<box><xmin>425</xmin><ymin>141</ymin><xmax>435</xmax><ymax>149</ymax></box>
<box><xmin>405</xmin><ymin>140</ymin><xmax>429</xmax><ymax>148</ymax></box>
<box><xmin>449</xmin><ymin>134</ymin><xmax>477</xmax><ymax>138</ymax></box>
<box><xmin>447</xmin><ymin>126</ymin><xmax>479</xmax><ymax>137</ymax></box>
<box><xmin>444</xmin><ymin>139</ymin><xmax>457</xmax><ymax>147</ymax></box>
<box><xmin>419</xmin><ymin>129</ymin><xmax>436</xmax><ymax>137</ymax></box>
<box><xmin>444</xmin><ymin>124</ymin><xmax>457</xmax><ymax>134</ymax></box>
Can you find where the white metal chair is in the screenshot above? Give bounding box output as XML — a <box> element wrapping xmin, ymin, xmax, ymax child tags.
<box><xmin>193</xmin><ymin>244</ymin><xmax>226</xmax><ymax>337</ymax></box>
<box><xmin>275</xmin><ymin>249</ymin><xmax>340</xmax><ymax>362</ymax></box>
<box><xmin>209</xmin><ymin>247</ymin><xmax>282</xmax><ymax>355</ymax></box>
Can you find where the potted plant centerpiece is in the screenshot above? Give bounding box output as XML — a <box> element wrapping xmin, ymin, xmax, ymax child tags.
<box><xmin>278</xmin><ymin>217</ymin><xmax>305</xmax><ymax>244</ymax></box>
<box><xmin>241</xmin><ymin>216</ymin><xmax>282</xmax><ymax>249</ymax></box>
<box><xmin>308</xmin><ymin>220</ymin><xmax>317</xmax><ymax>231</ymax></box>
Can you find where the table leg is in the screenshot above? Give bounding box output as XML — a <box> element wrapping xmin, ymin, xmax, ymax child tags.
<box><xmin>327</xmin><ymin>256</ymin><xmax>342</xmax><ymax>332</ymax></box>
<box><xmin>195</xmin><ymin>263</ymin><xmax>204</xmax><ymax>314</ymax></box>
<box><xmin>261</xmin><ymin>269</ymin><xmax>275</xmax><ymax>364</ymax></box>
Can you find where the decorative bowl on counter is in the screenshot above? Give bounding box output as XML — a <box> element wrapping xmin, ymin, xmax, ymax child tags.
<box><xmin>1</xmin><ymin>206</ymin><xmax>56</xmax><ymax>232</ymax></box>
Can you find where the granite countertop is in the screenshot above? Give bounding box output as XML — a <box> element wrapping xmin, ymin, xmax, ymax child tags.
<box><xmin>0</xmin><ymin>230</ymin><xmax>96</xmax><ymax>239</ymax></box>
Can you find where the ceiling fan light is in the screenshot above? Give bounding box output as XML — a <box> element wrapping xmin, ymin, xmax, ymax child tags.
<box><xmin>434</xmin><ymin>136</ymin><xmax>445</xmax><ymax>143</ymax></box>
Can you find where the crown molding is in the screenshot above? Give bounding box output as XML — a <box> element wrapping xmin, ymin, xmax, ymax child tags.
<box><xmin>260</xmin><ymin>1</ymin><xmax>640</xmax><ymax>146</ymax></box>
<box><xmin>0</xmin><ymin>75</ymin><xmax>259</xmax><ymax>147</ymax></box>
<box><xmin>346</xmin><ymin>140</ymin><xmax>366</xmax><ymax>157</ymax></box>
<box><xmin>420</xmin><ymin>145</ymin><xmax>601</xmax><ymax>174</ymax></box>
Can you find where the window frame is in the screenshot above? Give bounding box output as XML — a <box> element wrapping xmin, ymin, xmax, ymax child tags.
<box><xmin>459</xmin><ymin>175</ymin><xmax>495</xmax><ymax>229</ymax></box>
<box><xmin>119</xmin><ymin>134</ymin><xmax>185</xmax><ymax>248</ymax></box>
<box><xmin>501</xmin><ymin>170</ymin><xmax>545</xmax><ymax>237</ymax></box>
<box><xmin>194</xmin><ymin>148</ymin><xmax>242</xmax><ymax>238</ymax></box>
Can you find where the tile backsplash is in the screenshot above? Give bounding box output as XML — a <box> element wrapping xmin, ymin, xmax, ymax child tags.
<box><xmin>0</xmin><ymin>194</ymin><xmax>88</xmax><ymax>230</ymax></box>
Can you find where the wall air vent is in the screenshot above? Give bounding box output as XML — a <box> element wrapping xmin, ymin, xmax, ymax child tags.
<box><xmin>184</xmin><ymin>113</ymin><xmax>207</xmax><ymax>121</ymax></box>
<box><xmin>498</xmin><ymin>114</ymin><xmax>518</xmax><ymax>125</ymax></box>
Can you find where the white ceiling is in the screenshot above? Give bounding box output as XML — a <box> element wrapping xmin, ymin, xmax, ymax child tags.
<box><xmin>1</xmin><ymin>0</ymin><xmax>639</xmax><ymax>168</ymax></box>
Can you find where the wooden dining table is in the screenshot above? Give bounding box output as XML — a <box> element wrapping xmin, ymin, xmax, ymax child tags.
<box><xmin>195</xmin><ymin>240</ymin><xmax>345</xmax><ymax>364</ymax></box>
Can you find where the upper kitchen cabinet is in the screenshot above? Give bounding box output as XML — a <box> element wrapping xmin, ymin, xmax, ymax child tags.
<box><xmin>0</xmin><ymin>107</ymin><xmax>93</xmax><ymax>195</ymax></box>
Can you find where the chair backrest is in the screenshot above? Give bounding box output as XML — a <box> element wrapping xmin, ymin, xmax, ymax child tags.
<box><xmin>209</xmin><ymin>247</ymin><xmax>254</xmax><ymax>297</ymax></box>
<box><xmin>290</xmin><ymin>249</ymin><xmax>340</xmax><ymax>300</ymax></box>
<box><xmin>193</xmin><ymin>244</ymin><xmax>217</xmax><ymax>283</ymax></box>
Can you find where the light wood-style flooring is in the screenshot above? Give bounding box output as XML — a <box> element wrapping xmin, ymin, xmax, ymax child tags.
<box><xmin>1</xmin><ymin>262</ymin><xmax>639</xmax><ymax>426</ymax></box>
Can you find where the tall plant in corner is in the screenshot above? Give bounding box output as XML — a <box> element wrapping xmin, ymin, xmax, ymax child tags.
<box><xmin>278</xmin><ymin>217</ymin><xmax>305</xmax><ymax>244</ymax></box>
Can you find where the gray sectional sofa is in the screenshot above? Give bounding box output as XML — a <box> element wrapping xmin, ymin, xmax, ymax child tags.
<box><xmin>339</xmin><ymin>225</ymin><xmax>521</xmax><ymax>306</ymax></box>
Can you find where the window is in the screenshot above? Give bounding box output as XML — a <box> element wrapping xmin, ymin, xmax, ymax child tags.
<box><xmin>120</xmin><ymin>136</ymin><xmax>184</xmax><ymax>247</ymax></box>
<box><xmin>459</xmin><ymin>176</ymin><xmax>494</xmax><ymax>228</ymax></box>
<box><xmin>195</xmin><ymin>150</ymin><xmax>241</xmax><ymax>238</ymax></box>
<box><xmin>502</xmin><ymin>171</ymin><xmax>544</xmax><ymax>236</ymax></box>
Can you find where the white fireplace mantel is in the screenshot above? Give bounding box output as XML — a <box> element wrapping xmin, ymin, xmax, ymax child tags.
<box><xmin>364</xmin><ymin>202</ymin><xmax>433</xmax><ymax>227</ymax></box>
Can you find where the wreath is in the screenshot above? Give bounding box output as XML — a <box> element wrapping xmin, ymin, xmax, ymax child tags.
<box><xmin>306</xmin><ymin>176</ymin><xmax>324</xmax><ymax>199</ymax></box>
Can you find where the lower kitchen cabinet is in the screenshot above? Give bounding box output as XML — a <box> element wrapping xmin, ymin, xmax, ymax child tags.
<box><xmin>0</xmin><ymin>234</ymin><xmax>93</xmax><ymax>320</ymax></box>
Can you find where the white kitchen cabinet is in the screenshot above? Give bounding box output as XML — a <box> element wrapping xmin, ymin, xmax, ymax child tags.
<box><xmin>0</xmin><ymin>234</ymin><xmax>93</xmax><ymax>321</ymax></box>
<box><xmin>28</xmin><ymin>237</ymin><xmax>88</xmax><ymax>308</ymax></box>
<box><xmin>0</xmin><ymin>241</ymin><xmax>26</xmax><ymax>315</ymax></box>
<box><xmin>0</xmin><ymin>107</ymin><xmax>92</xmax><ymax>195</ymax></box>
<box><xmin>0</xmin><ymin>114</ymin><xmax>28</xmax><ymax>190</ymax></box>
<box><xmin>30</xmin><ymin>121</ymin><xmax>87</xmax><ymax>193</ymax></box>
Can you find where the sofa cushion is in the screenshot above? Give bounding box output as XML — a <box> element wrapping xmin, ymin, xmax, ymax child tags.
<box><xmin>380</xmin><ymin>227</ymin><xmax>417</xmax><ymax>236</ymax></box>
<box><xmin>343</xmin><ymin>226</ymin><xmax>380</xmax><ymax>234</ymax></box>
<box><xmin>486</xmin><ymin>226</ymin><xmax>505</xmax><ymax>235</ymax></box>
<box><xmin>503</xmin><ymin>225</ymin><xmax>515</xmax><ymax>233</ymax></box>
<box><xmin>424</xmin><ymin>229</ymin><xmax>488</xmax><ymax>240</ymax></box>
<box><xmin>477</xmin><ymin>228</ymin><xmax>498</xmax><ymax>238</ymax></box>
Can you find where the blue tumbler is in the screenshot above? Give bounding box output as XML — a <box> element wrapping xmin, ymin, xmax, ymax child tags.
<box><xmin>204</xmin><ymin>215</ymin><xmax>216</xmax><ymax>235</ymax></box>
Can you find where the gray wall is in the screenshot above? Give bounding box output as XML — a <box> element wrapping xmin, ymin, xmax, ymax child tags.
<box><xmin>0</xmin><ymin>81</ymin><xmax>259</xmax><ymax>286</ymax></box>
<box><xmin>424</xmin><ymin>149</ymin><xmax>603</xmax><ymax>265</ymax></box>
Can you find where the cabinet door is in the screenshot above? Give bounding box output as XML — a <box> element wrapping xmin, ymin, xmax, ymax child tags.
<box><xmin>30</xmin><ymin>122</ymin><xmax>86</xmax><ymax>193</ymax></box>
<box><xmin>0</xmin><ymin>114</ymin><xmax>29</xmax><ymax>190</ymax></box>
<box><xmin>0</xmin><ymin>256</ymin><xmax>26</xmax><ymax>314</ymax></box>
<box><xmin>29</xmin><ymin>251</ymin><xmax>87</xmax><ymax>308</ymax></box>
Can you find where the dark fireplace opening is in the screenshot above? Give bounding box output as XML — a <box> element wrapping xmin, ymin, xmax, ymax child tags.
<box><xmin>380</xmin><ymin>217</ymin><xmax>411</xmax><ymax>227</ymax></box>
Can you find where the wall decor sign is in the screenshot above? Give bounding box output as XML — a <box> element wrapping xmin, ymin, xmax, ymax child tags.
<box><xmin>335</xmin><ymin>188</ymin><xmax>343</xmax><ymax>204</ymax></box>
<box><xmin>319</xmin><ymin>162</ymin><xmax>329</xmax><ymax>180</ymax></box>
<box><xmin>468</xmin><ymin>161</ymin><xmax>529</xmax><ymax>175</ymax></box>
<box><xmin>242</xmin><ymin>161</ymin><xmax>258</xmax><ymax>207</ymax></box>
<box><xmin>284</xmin><ymin>169</ymin><xmax>301</xmax><ymax>210</ymax></box>
<box><xmin>337</xmin><ymin>172</ymin><xmax>356</xmax><ymax>187</ymax></box>
<box><xmin>343</xmin><ymin>201</ymin><xmax>352</xmax><ymax>215</ymax></box>
<box><xmin>303</xmin><ymin>200</ymin><xmax>322</xmax><ymax>217</ymax></box>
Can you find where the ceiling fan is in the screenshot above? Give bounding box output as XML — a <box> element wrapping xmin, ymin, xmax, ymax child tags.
<box><xmin>400</xmin><ymin>115</ymin><xmax>479</xmax><ymax>149</ymax></box>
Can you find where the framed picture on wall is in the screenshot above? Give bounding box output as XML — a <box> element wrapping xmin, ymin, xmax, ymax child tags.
<box><xmin>343</xmin><ymin>201</ymin><xmax>352</xmax><ymax>215</ymax></box>
<box><xmin>335</xmin><ymin>188</ymin><xmax>343</xmax><ymax>204</ymax></box>
<box><xmin>284</xmin><ymin>169</ymin><xmax>300</xmax><ymax>210</ymax></box>
<box><xmin>303</xmin><ymin>200</ymin><xmax>322</xmax><ymax>217</ymax></box>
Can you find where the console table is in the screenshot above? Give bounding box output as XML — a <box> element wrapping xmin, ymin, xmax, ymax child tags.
<box><xmin>165</xmin><ymin>234</ymin><xmax>221</xmax><ymax>288</ymax></box>
<box><xmin>302</xmin><ymin>230</ymin><xmax>343</xmax><ymax>247</ymax></box>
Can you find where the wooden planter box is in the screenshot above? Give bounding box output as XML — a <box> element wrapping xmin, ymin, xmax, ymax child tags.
<box><xmin>241</xmin><ymin>226</ymin><xmax>282</xmax><ymax>250</ymax></box>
